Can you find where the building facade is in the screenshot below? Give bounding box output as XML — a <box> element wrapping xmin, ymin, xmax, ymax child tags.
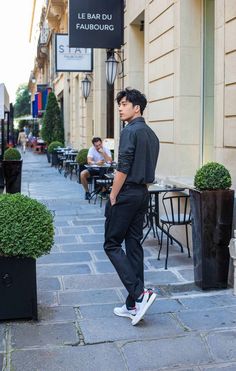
<box><xmin>29</xmin><ymin>0</ymin><xmax>236</xmax><ymax>189</ymax></box>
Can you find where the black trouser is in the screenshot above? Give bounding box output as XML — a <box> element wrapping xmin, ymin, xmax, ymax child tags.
<box><xmin>104</xmin><ymin>184</ymin><xmax>149</xmax><ymax>308</ymax></box>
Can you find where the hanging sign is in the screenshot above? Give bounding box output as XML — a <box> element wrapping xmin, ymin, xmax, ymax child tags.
<box><xmin>56</xmin><ymin>34</ymin><xmax>93</xmax><ymax>72</ymax></box>
<box><xmin>69</xmin><ymin>0</ymin><xmax>124</xmax><ymax>49</ymax></box>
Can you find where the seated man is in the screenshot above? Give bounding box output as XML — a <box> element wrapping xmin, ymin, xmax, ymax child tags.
<box><xmin>80</xmin><ymin>137</ymin><xmax>112</xmax><ymax>200</ymax></box>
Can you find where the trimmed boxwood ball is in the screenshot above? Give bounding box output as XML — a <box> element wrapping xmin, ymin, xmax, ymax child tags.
<box><xmin>0</xmin><ymin>193</ymin><xmax>54</xmax><ymax>258</ymax></box>
<box><xmin>4</xmin><ymin>148</ymin><xmax>21</xmax><ymax>160</ymax></box>
<box><xmin>194</xmin><ymin>162</ymin><xmax>232</xmax><ymax>190</ymax></box>
<box><xmin>76</xmin><ymin>148</ymin><xmax>89</xmax><ymax>165</ymax></box>
<box><xmin>47</xmin><ymin>141</ymin><xmax>63</xmax><ymax>153</ymax></box>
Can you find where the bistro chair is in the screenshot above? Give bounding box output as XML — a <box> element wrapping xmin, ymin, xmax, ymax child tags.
<box><xmin>158</xmin><ymin>193</ymin><xmax>191</xmax><ymax>269</ymax></box>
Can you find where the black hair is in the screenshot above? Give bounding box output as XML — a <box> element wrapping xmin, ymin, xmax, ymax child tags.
<box><xmin>116</xmin><ymin>88</ymin><xmax>147</xmax><ymax>115</ymax></box>
<box><xmin>92</xmin><ymin>137</ymin><xmax>102</xmax><ymax>144</ymax></box>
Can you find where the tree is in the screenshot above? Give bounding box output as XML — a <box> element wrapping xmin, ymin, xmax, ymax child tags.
<box><xmin>13</xmin><ymin>84</ymin><xmax>31</xmax><ymax>118</ymax></box>
<box><xmin>41</xmin><ymin>92</ymin><xmax>64</xmax><ymax>144</ymax></box>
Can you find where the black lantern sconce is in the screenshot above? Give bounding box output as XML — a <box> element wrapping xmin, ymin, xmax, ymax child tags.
<box><xmin>81</xmin><ymin>75</ymin><xmax>92</xmax><ymax>100</ymax></box>
<box><xmin>105</xmin><ymin>49</ymin><xmax>124</xmax><ymax>85</ymax></box>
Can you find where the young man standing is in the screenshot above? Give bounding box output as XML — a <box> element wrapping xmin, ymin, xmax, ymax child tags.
<box><xmin>104</xmin><ymin>88</ymin><xmax>159</xmax><ymax>326</ymax></box>
<box><xmin>80</xmin><ymin>137</ymin><xmax>112</xmax><ymax>200</ymax></box>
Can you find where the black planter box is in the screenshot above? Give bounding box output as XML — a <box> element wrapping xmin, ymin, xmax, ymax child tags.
<box><xmin>46</xmin><ymin>150</ymin><xmax>51</xmax><ymax>163</ymax></box>
<box><xmin>0</xmin><ymin>257</ymin><xmax>38</xmax><ymax>320</ymax></box>
<box><xmin>3</xmin><ymin>160</ymin><xmax>22</xmax><ymax>194</ymax></box>
<box><xmin>190</xmin><ymin>189</ymin><xmax>235</xmax><ymax>290</ymax></box>
<box><xmin>51</xmin><ymin>151</ymin><xmax>59</xmax><ymax>167</ymax></box>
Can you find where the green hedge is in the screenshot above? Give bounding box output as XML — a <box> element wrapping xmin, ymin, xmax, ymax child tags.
<box><xmin>194</xmin><ymin>162</ymin><xmax>232</xmax><ymax>190</ymax></box>
<box><xmin>48</xmin><ymin>141</ymin><xmax>63</xmax><ymax>153</ymax></box>
<box><xmin>0</xmin><ymin>193</ymin><xmax>54</xmax><ymax>258</ymax></box>
<box><xmin>4</xmin><ymin>148</ymin><xmax>21</xmax><ymax>160</ymax></box>
<box><xmin>76</xmin><ymin>149</ymin><xmax>89</xmax><ymax>165</ymax></box>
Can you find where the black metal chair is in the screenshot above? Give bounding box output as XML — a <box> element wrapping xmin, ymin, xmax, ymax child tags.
<box><xmin>158</xmin><ymin>193</ymin><xmax>191</xmax><ymax>269</ymax></box>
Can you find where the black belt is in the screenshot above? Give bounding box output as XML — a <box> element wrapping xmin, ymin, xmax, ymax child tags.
<box><xmin>121</xmin><ymin>183</ymin><xmax>147</xmax><ymax>191</ymax></box>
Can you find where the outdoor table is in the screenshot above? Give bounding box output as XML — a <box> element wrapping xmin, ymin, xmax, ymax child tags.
<box><xmin>142</xmin><ymin>184</ymin><xmax>187</xmax><ymax>247</ymax></box>
<box><xmin>84</xmin><ymin>164</ymin><xmax>112</xmax><ymax>201</ymax></box>
<box><xmin>34</xmin><ymin>139</ymin><xmax>46</xmax><ymax>154</ymax></box>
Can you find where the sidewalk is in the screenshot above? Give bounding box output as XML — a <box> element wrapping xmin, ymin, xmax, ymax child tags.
<box><xmin>1</xmin><ymin>150</ymin><xmax>236</xmax><ymax>371</ymax></box>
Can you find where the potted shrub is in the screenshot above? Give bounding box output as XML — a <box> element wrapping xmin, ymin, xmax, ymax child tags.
<box><xmin>76</xmin><ymin>148</ymin><xmax>89</xmax><ymax>183</ymax></box>
<box><xmin>48</xmin><ymin>141</ymin><xmax>63</xmax><ymax>166</ymax></box>
<box><xmin>3</xmin><ymin>147</ymin><xmax>22</xmax><ymax>194</ymax></box>
<box><xmin>0</xmin><ymin>193</ymin><xmax>54</xmax><ymax>320</ymax></box>
<box><xmin>190</xmin><ymin>162</ymin><xmax>234</xmax><ymax>290</ymax></box>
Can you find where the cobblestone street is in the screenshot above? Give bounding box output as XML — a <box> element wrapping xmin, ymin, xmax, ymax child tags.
<box><xmin>1</xmin><ymin>150</ymin><xmax>236</xmax><ymax>371</ymax></box>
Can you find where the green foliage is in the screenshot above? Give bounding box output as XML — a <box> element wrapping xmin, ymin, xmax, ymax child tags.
<box><xmin>41</xmin><ymin>92</ymin><xmax>64</xmax><ymax>144</ymax></box>
<box><xmin>76</xmin><ymin>149</ymin><xmax>89</xmax><ymax>165</ymax></box>
<box><xmin>13</xmin><ymin>84</ymin><xmax>31</xmax><ymax>118</ymax></box>
<box><xmin>48</xmin><ymin>141</ymin><xmax>63</xmax><ymax>153</ymax></box>
<box><xmin>3</xmin><ymin>148</ymin><xmax>21</xmax><ymax>160</ymax></box>
<box><xmin>0</xmin><ymin>194</ymin><xmax>54</xmax><ymax>258</ymax></box>
<box><xmin>194</xmin><ymin>162</ymin><xmax>232</xmax><ymax>190</ymax></box>
<box><xmin>18</xmin><ymin>120</ymin><xmax>28</xmax><ymax>131</ymax></box>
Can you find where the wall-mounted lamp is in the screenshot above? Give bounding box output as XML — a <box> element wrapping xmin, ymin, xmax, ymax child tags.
<box><xmin>105</xmin><ymin>49</ymin><xmax>124</xmax><ymax>85</ymax></box>
<box><xmin>81</xmin><ymin>75</ymin><xmax>92</xmax><ymax>100</ymax></box>
<box><xmin>30</xmin><ymin>70</ymin><xmax>36</xmax><ymax>84</ymax></box>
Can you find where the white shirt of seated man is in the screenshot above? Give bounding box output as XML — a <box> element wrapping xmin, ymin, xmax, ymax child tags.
<box><xmin>87</xmin><ymin>139</ymin><xmax>112</xmax><ymax>165</ymax></box>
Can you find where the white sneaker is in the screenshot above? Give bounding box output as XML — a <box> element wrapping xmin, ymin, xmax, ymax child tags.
<box><xmin>113</xmin><ymin>304</ymin><xmax>136</xmax><ymax>319</ymax></box>
<box><xmin>132</xmin><ymin>289</ymin><xmax>157</xmax><ymax>326</ymax></box>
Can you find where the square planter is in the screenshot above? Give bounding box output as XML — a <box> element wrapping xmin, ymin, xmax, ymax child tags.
<box><xmin>190</xmin><ymin>189</ymin><xmax>235</xmax><ymax>290</ymax></box>
<box><xmin>0</xmin><ymin>257</ymin><xmax>38</xmax><ymax>320</ymax></box>
<box><xmin>2</xmin><ymin>159</ymin><xmax>22</xmax><ymax>193</ymax></box>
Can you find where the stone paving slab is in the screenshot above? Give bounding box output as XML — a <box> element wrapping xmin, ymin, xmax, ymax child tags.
<box><xmin>177</xmin><ymin>268</ymin><xmax>195</xmax><ymax>281</ymax></box>
<box><xmin>78</xmin><ymin>313</ymin><xmax>184</xmax><ymax>344</ymax></box>
<box><xmin>11</xmin><ymin>343</ymin><xmax>126</xmax><ymax>371</ymax></box>
<box><xmin>200</xmin><ymin>363</ymin><xmax>236</xmax><ymax>370</ymax></box>
<box><xmin>38</xmin><ymin>306</ymin><xmax>76</xmax><ymax>323</ymax></box>
<box><xmin>145</xmin><ymin>297</ymin><xmax>184</xmax><ymax>314</ymax></box>
<box><xmin>60</xmin><ymin>226</ymin><xmax>90</xmax><ymax>234</ymax></box>
<box><xmin>179</xmin><ymin>293</ymin><xmax>236</xmax><ymax>310</ymax></box>
<box><xmin>90</xmin><ymin>225</ymin><xmax>106</xmax><ymax>233</ymax></box>
<box><xmin>37</xmin><ymin>291</ymin><xmax>59</xmax><ymax>307</ymax></box>
<box><xmin>80</xmin><ymin>234</ymin><xmax>104</xmax><ymax>243</ymax></box>
<box><xmin>54</xmin><ymin>235</ymin><xmax>78</xmax><ymax>244</ymax></box>
<box><xmin>54</xmin><ymin>220</ymin><xmax>71</xmax><ymax>227</ymax></box>
<box><xmin>93</xmin><ymin>250</ymin><xmax>110</xmax><ymax>261</ymax></box>
<box><xmin>72</xmin><ymin>218</ymin><xmax>104</xmax><ymax>225</ymax></box>
<box><xmin>144</xmin><ymin>270</ymin><xmax>182</xmax><ymax>284</ymax></box>
<box><xmin>176</xmin><ymin>307</ymin><xmax>236</xmax><ymax>331</ymax></box>
<box><xmin>92</xmin><ymin>261</ymin><xmax>116</xmax><ymax>273</ymax></box>
<box><xmin>78</xmin><ymin>303</ymin><xmax>121</xmax><ymax>319</ymax></box>
<box><xmin>59</xmin><ymin>288</ymin><xmax>122</xmax><ymax>306</ymax></box>
<box><xmin>60</xmin><ymin>242</ymin><xmax>104</xmax><ymax>251</ymax></box>
<box><xmin>37</xmin><ymin>263</ymin><xmax>91</xmax><ymax>276</ymax></box>
<box><xmin>121</xmin><ymin>334</ymin><xmax>212</xmax><ymax>370</ymax></box>
<box><xmin>63</xmin><ymin>273</ymin><xmax>122</xmax><ymax>290</ymax></box>
<box><xmin>37</xmin><ymin>277</ymin><xmax>61</xmax><ymax>291</ymax></box>
<box><xmin>147</xmin><ymin>255</ymin><xmax>193</xmax><ymax>269</ymax></box>
<box><xmin>206</xmin><ymin>330</ymin><xmax>236</xmax><ymax>363</ymax></box>
<box><xmin>37</xmin><ymin>252</ymin><xmax>92</xmax><ymax>264</ymax></box>
<box><xmin>10</xmin><ymin>323</ymin><xmax>78</xmax><ymax>348</ymax></box>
